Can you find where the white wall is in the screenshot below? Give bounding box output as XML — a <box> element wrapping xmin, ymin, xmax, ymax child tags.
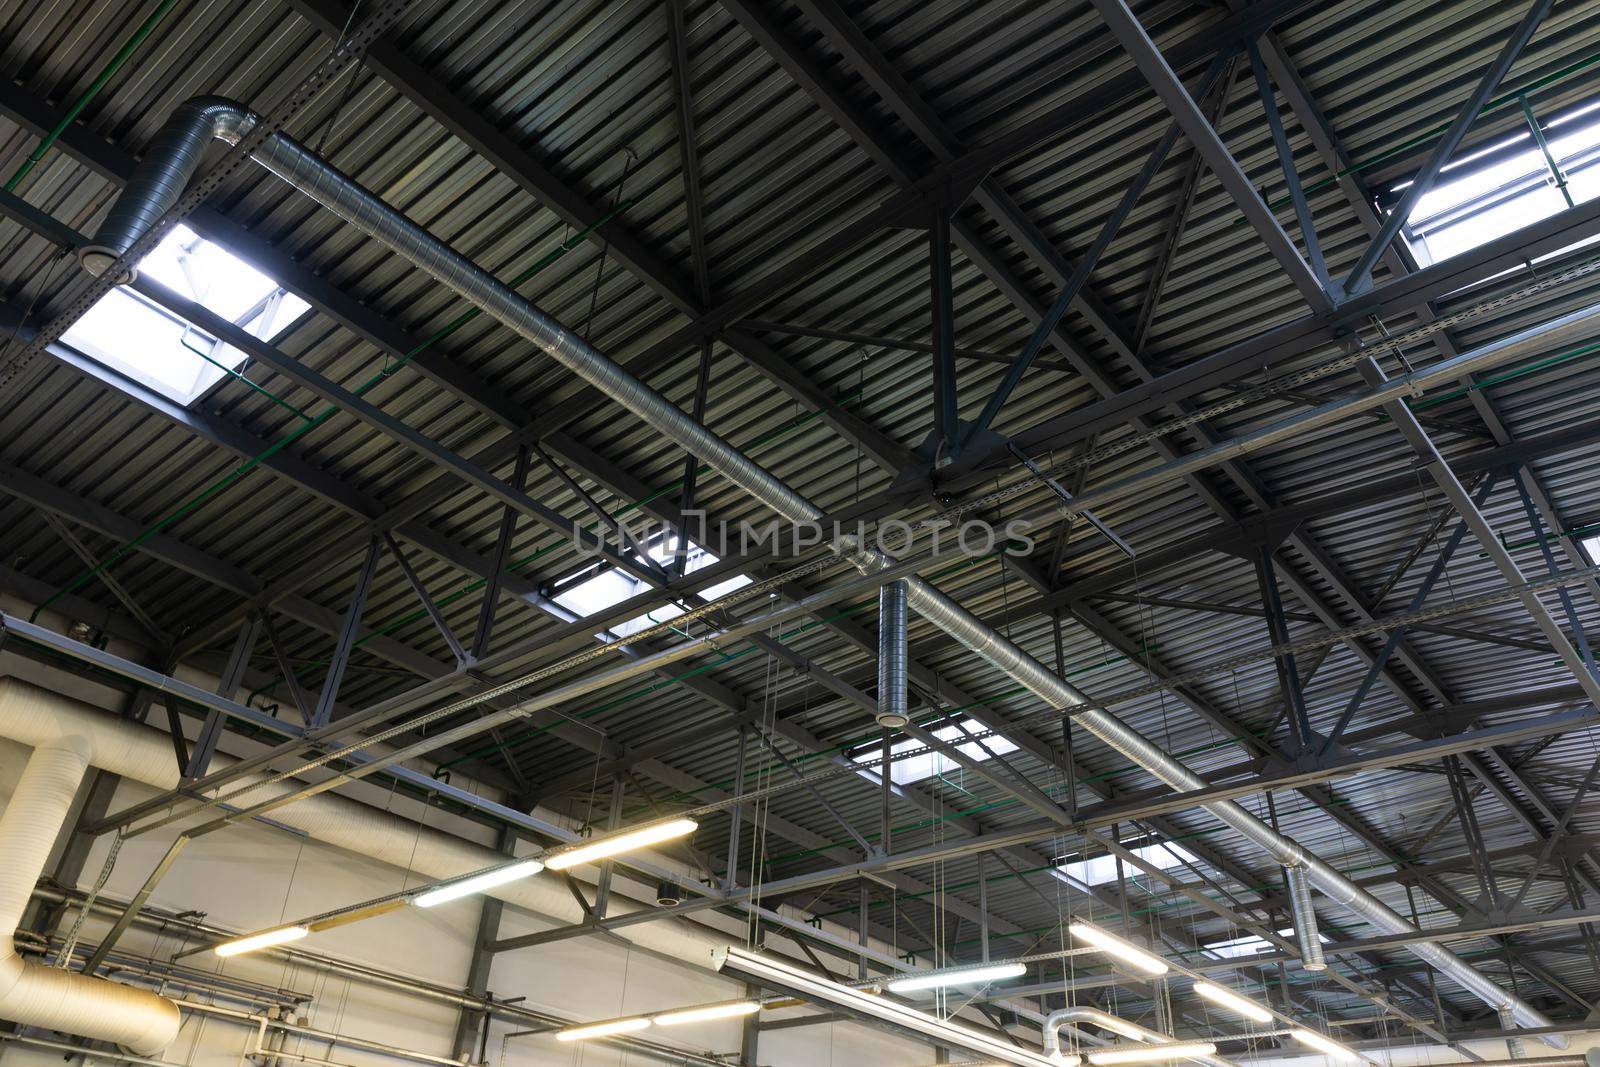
<box><xmin>0</xmin><ymin>647</ymin><xmax>938</xmax><ymax>1067</ymax></box>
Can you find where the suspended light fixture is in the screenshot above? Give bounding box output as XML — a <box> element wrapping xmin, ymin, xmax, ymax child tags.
<box><xmin>214</xmin><ymin>925</ymin><xmax>309</xmax><ymax>957</ymax></box>
<box><xmin>543</xmin><ymin>818</ymin><xmax>699</xmax><ymax>870</ymax></box>
<box><xmin>1191</xmin><ymin>981</ymin><xmax>1272</xmax><ymax>1023</ymax></box>
<box><xmin>887</xmin><ymin>961</ymin><xmax>1027</xmax><ymax>993</ymax></box>
<box><xmin>712</xmin><ymin>946</ymin><xmax>1064</xmax><ymax>1067</ymax></box>
<box><xmin>555</xmin><ymin>1017</ymin><xmax>651</xmax><ymax>1042</ymax></box>
<box><xmin>1069</xmin><ymin>922</ymin><xmax>1169</xmax><ymax>975</ymax></box>
<box><xmin>654</xmin><ymin>1000</ymin><xmax>762</xmax><ymax>1025</ymax></box>
<box><xmin>1087</xmin><ymin>1042</ymin><xmax>1218</xmax><ymax>1065</ymax></box>
<box><xmin>1292</xmin><ymin>1030</ymin><xmax>1358</xmax><ymax>1061</ymax></box>
<box><xmin>412</xmin><ymin>859</ymin><xmax>544</xmax><ymax>907</ymax></box>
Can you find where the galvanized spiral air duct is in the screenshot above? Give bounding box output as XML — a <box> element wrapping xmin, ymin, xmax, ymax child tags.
<box><xmin>80</xmin><ymin>96</ymin><xmax>1583</xmax><ymax>1042</ymax></box>
<box><xmin>877</xmin><ymin>581</ymin><xmax>909</xmax><ymax>729</ymax></box>
<box><xmin>1284</xmin><ymin>864</ymin><xmax>1326</xmax><ymax>972</ymax></box>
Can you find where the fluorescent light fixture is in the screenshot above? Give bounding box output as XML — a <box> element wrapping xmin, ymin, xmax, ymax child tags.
<box><xmin>214</xmin><ymin>925</ymin><xmax>309</xmax><ymax>957</ymax></box>
<box><xmin>1069</xmin><ymin>921</ymin><xmax>1170</xmax><ymax>975</ymax></box>
<box><xmin>654</xmin><ymin>1000</ymin><xmax>761</xmax><ymax>1025</ymax></box>
<box><xmin>555</xmin><ymin>1017</ymin><xmax>651</xmax><ymax>1042</ymax></box>
<box><xmin>1292</xmin><ymin>1030</ymin><xmax>1358</xmax><ymax>1061</ymax></box>
<box><xmin>1091</xmin><ymin>1016</ymin><xmax>1157</xmax><ymax>1042</ymax></box>
<box><xmin>1191</xmin><ymin>981</ymin><xmax>1272</xmax><ymax>1023</ymax></box>
<box><xmin>543</xmin><ymin>818</ymin><xmax>698</xmax><ymax>870</ymax></box>
<box><xmin>1087</xmin><ymin>1042</ymin><xmax>1218</xmax><ymax>1065</ymax></box>
<box><xmin>712</xmin><ymin>946</ymin><xmax>1063</xmax><ymax>1067</ymax></box>
<box><xmin>887</xmin><ymin>961</ymin><xmax>1027</xmax><ymax>992</ymax></box>
<box><xmin>413</xmin><ymin>859</ymin><xmax>544</xmax><ymax>907</ymax></box>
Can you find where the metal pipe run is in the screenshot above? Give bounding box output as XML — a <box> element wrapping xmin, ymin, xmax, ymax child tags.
<box><xmin>1285</xmin><ymin>864</ymin><xmax>1326</xmax><ymax>971</ymax></box>
<box><xmin>86</xmin><ymin>95</ymin><xmax>1577</xmax><ymax>1041</ymax></box>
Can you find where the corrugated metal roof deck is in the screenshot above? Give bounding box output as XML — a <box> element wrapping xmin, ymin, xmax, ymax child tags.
<box><xmin>3</xmin><ymin>0</ymin><xmax>1600</xmax><ymax>1039</ymax></box>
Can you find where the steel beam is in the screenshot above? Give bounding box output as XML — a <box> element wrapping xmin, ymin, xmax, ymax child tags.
<box><xmin>993</xmin><ymin>192</ymin><xmax>1600</xmax><ymax>467</ymax></box>
<box><xmin>1246</xmin><ymin>41</ymin><xmax>1326</xmax><ymax>285</ymax></box>
<box><xmin>451</xmin><ymin>828</ymin><xmax>513</xmax><ymax>1060</ymax></box>
<box><xmin>471</xmin><ymin>447</ymin><xmax>531</xmax><ymax>661</ymax></box>
<box><xmin>1342</xmin><ymin>0</ymin><xmax>1554</xmax><ymax>293</ymax></box>
<box><xmin>383</xmin><ymin>532</ymin><xmax>468</xmax><ymax>666</ymax></box>
<box><xmin>1317</xmin><ymin>474</ymin><xmax>1497</xmax><ymax>755</ymax></box>
<box><xmin>962</xmin><ymin>90</ymin><xmax>1201</xmax><ymax>444</ymax></box>
<box><xmin>187</xmin><ymin>614</ymin><xmax>261</xmax><ymax>776</ymax></box>
<box><xmin>1089</xmin><ymin>0</ymin><xmax>1332</xmax><ymax>311</ymax></box>
<box><xmin>1134</xmin><ymin>58</ymin><xmax>1238</xmax><ymax>353</ymax></box>
<box><xmin>931</xmin><ymin>207</ymin><xmax>958</xmax><ymax>448</ymax></box>
<box><xmin>1358</xmin><ymin>358</ymin><xmax>1600</xmax><ymax>709</ymax></box>
<box><xmin>308</xmin><ymin>536</ymin><xmax>381</xmax><ymax>729</ymax></box>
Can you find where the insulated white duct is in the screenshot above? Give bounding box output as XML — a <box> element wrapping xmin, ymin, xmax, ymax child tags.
<box><xmin>0</xmin><ymin>678</ymin><xmax>1042</xmax><ymax>1051</ymax></box>
<box><xmin>1041</xmin><ymin>1005</ymin><xmax>1234</xmax><ymax>1067</ymax></box>
<box><xmin>0</xmin><ymin>725</ymin><xmax>181</xmax><ymax>1054</ymax></box>
<box><xmin>0</xmin><ymin>677</ymin><xmax>728</xmax><ymax>970</ymax></box>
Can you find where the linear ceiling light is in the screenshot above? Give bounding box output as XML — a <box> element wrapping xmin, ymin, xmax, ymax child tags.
<box><xmin>214</xmin><ymin>925</ymin><xmax>309</xmax><ymax>957</ymax></box>
<box><xmin>1087</xmin><ymin>1042</ymin><xmax>1218</xmax><ymax>1065</ymax></box>
<box><xmin>1191</xmin><ymin>981</ymin><xmax>1272</xmax><ymax>1023</ymax></box>
<box><xmin>887</xmin><ymin>961</ymin><xmax>1028</xmax><ymax>993</ymax></box>
<box><xmin>654</xmin><ymin>1000</ymin><xmax>762</xmax><ymax>1025</ymax></box>
<box><xmin>1291</xmin><ymin>1030</ymin><xmax>1358</xmax><ymax>1061</ymax></box>
<box><xmin>712</xmin><ymin>946</ymin><xmax>1065</xmax><ymax>1067</ymax></box>
<box><xmin>1069</xmin><ymin>921</ymin><xmax>1170</xmax><ymax>975</ymax></box>
<box><xmin>412</xmin><ymin>859</ymin><xmax>544</xmax><ymax>907</ymax></box>
<box><xmin>543</xmin><ymin>817</ymin><xmax>698</xmax><ymax>870</ymax></box>
<box><xmin>555</xmin><ymin>1017</ymin><xmax>652</xmax><ymax>1042</ymax></box>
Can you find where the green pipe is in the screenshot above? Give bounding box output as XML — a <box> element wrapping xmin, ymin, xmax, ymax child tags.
<box><xmin>1499</xmin><ymin>518</ymin><xmax>1600</xmax><ymax>554</ymax></box>
<box><xmin>179</xmin><ymin>334</ymin><xmax>316</xmax><ymax>421</ymax></box>
<box><xmin>5</xmin><ymin>0</ymin><xmax>182</xmax><ymax>191</ymax></box>
<box><xmin>33</xmin><ymin>202</ymin><xmax>630</xmax><ymax>623</ymax></box>
<box><xmin>1405</xmin><ymin>336</ymin><xmax>1600</xmax><ymax>413</ymax></box>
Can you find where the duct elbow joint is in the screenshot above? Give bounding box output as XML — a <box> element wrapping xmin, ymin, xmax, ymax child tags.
<box><xmin>80</xmin><ymin>96</ymin><xmax>259</xmax><ymax>283</ymax></box>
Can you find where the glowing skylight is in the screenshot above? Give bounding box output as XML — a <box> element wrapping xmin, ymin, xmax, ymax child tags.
<box><xmin>60</xmin><ymin>225</ymin><xmax>309</xmax><ymax>405</ymax></box>
<box><xmin>1400</xmin><ymin>99</ymin><xmax>1600</xmax><ymax>266</ymax></box>
<box><xmin>1056</xmin><ymin>840</ymin><xmax>1200</xmax><ymax>888</ymax></box>
<box><xmin>553</xmin><ymin>535</ymin><xmax>752</xmax><ymax>640</ymax></box>
<box><xmin>850</xmin><ymin>717</ymin><xmax>1020</xmax><ymax>785</ymax></box>
<box><xmin>1203</xmin><ymin>927</ymin><xmax>1329</xmax><ymax>959</ymax></box>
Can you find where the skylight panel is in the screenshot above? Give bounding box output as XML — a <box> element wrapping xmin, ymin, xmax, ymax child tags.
<box><xmin>851</xmin><ymin>717</ymin><xmax>1020</xmax><ymax>785</ymax></box>
<box><xmin>1400</xmin><ymin>100</ymin><xmax>1600</xmax><ymax>268</ymax></box>
<box><xmin>551</xmin><ymin>535</ymin><xmax>749</xmax><ymax>640</ymax></box>
<box><xmin>60</xmin><ymin>224</ymin><xmax>309</xmax><ymax>406</ymax></box>
<box><xmin>1056</xmin><ymin>840</ymin><xmax>1200</xmax><ymax>888</ymax></box>
<box><xmin>1202</xmin><ymin>928</ymin><xmax>1329</xmax><ymax>959</ymax></box>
